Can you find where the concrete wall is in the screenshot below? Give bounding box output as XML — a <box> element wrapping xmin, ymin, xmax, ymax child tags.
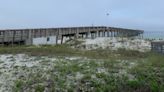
<box><xmin>32</xmin><ymin>36</ymin><xmax>57</xmax><ymax>45</ymax></box>
<box><xmin>151</xmin><ymin>43</ymin><xmax>164</xmax><ymax>54</ymax></box>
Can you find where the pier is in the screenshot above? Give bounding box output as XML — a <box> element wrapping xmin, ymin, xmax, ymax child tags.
<box><xmin>0</xmin><ymin>26</ymin><xmax>144</xmax><ymax>45</ymax></box>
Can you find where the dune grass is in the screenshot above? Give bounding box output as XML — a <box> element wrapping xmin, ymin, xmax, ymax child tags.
<box><xmin>8</xmin><ymin>47</ymin><xmax>164</xmax><ymax>92</ymax></box>
<box><xmin>0</xmin><ymin>45</ymin><xmax>163</xmax><ymax>92</ymax></box>
<box><xmin>128</xmin><ymin>54</ymin><xmax>164</xmax><ymax>92</ymax></box>
<box><xmin>11</xmin><ymin>53</ymin><xmax>164</xmax><ymax>92</ymax></box>
<box><xmin>0</xmin><ymin>45</ymin><xmax>148</xmax><ymax>59</ymax></box>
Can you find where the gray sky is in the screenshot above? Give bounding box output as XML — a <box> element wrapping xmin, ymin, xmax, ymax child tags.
<box><xmin>0</xmin><ymin>0</ymin><xmax>164</xmax><ymax>31</ymax></box>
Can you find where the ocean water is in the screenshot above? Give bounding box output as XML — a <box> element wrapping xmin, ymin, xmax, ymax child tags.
<box><xmin>144</xmin><ymin>31</ymin><xmax>164</xmax><ymax>40</ymax></box>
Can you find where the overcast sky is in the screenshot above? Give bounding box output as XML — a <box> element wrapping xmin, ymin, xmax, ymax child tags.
<box><xmin>0</xmin><ymin>0</ymin><xmax>164</xmax><ymax>32</ymax></box>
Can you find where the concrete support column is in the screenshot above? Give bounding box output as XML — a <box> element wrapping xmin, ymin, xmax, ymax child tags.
<box><xmin>102</xmin><ymin>31</ymin><xmax>104</xmax><ymax>37</ymax></box>
<box><xmin>141</xmin><ymin>33</ymin><xmax>144</xmax><ymax>39</ymax></box>
<box><xmin>86</xmin><ymin>32</ymin><xmax>91</xmax><ymax>38</ymax></box>
<box><xmin>117</xmin><ymin>31</ymin><xmax>119</xmax><ymax>37</ymax></box>
<box><xmin>21</xmin><ymin>30</ymin><xmax>23</xmax><ymax>41</ymax></box>
<box><xmin>101</xmin><ymin>32</ymin><xmax>102</xmax><ymax>37</ymax></box>
<box><xmin>96</xmin><ymin>31</ymin><xmax>99</xmax><ymax>38</ymax></box>
<box><xmin>127</xmin><ymin>33</ymin><xmax>129</xmax><ymax>37</ymax></box>
<box><xmin>34</xmin><ymin>30</ymin><xmax>36</xmax><ymax>38</ymax></box>
<box><xmin>61</xmin><ymin>35</ymin><xmax>64</xmax><ymax>44</ymax></box>
<box><xmin>93</xmin><ymin>32</ymin><xmax>96</xmax><ymax>38</ymax></box>
<box><xmin>69</xmin><ymin>35</ymin><xmax>71</xmax><ymax>40</ymax></box>
<box><xmin>138</xmin><ymin>33</ymin><xmax>140</xmax><ymax>39</ymax></box>
<box><xmin>93</xmin><ymin>33</ymin><xmax>95</xmax><ymax>38</ymax></box>
<box><xmin>102</xmin><ymin>31</ymin><xmax>105</xmax><ymax>37</ymax></box>
<box><xmin>113</xmin><ymin>31</ymin><xmax>116</xmax><ymax>37</ymax></box>
<box><xmin>98</xmin><ymin>31</ymin><xmax>100</xmax><ymax>37</ymax></box>
<box><xmin>75</xmin><ymin>33</ymin><xmax>79</xmax><ymax>38</ymax></box>
<box><xmin>100</xmin><ymin>32</ymin><xmax>102</xmax><ymax>37</ymax></box>
<box><xmin>107</xmin><ymin>31</ymin><xmax>110</xmax><ymax>37</ymax></box>
<box><xmin>114</xmin><ymin>31</ymin><xmax>116</xmax><ymax>37</ymax></box>
<box><xmin>25</xmin><ymin>29</ymin><xmax>32</xmax><ymax>45</ymax></box>
<box><xmin>116</xmin><ymin>31</ymin><xmax>118</xmax><ymax>37</ymax></box>
<box><xmin>56</xmin><ymin>29</ymin><xmax>59</xmax><ymax>44</ymax></box>
<box><xmin>101</xmin><ymin>31</ymin><xmax>103</xmax><ymax>37</ymax></box>
<box><xmin>113</xmin><ymin>31</ymin><xmax>115</xmax><ymax>37</ymax></box>
<box><xmin>104</xmin><ymin>31</ymin><xmax>106</xmax><ymax>37</ymax></box>
<box><xmin>82</xmin><ymin>34</ymin><xmax>84</xmax><ymax>38</ymax></box>
<box><xmin>92</xmin><ymin>33</ymin><xmax>94</xmax><ymax>38</ymax></box>
<box><xmin>3</xmin><ymin>31</ymin><xmax>5</xmax><ymax>46</ymax></box>
<box><xmin>29</xmin><ymin>30</ymin><xmax>32</xmax><ymax>39</ymax></box>
<box><xmin>86</xmin><ymin>33</ymin><xmax>88</xmax><ymax>38</ymax></box>
<box><xmin>11</xmin><ymin>31</ymin><xmax>14</xmax><ymax>46</ymax></box>
<box><xmin>91</xmin><ymin>33</ymin><xmax>93</xmax><ymax>39</ymax></box>
<box><xmin>121</xmin><ymin>32</ymin><xmax>123</xmax><ymax>38</ymax></box>
<box><xmin>75</xmin><ymin>28</ymin><xmax>79</xmax><ymax>39</ymax></box>
<box><xmin>39</xmin><ymin>29</ymin><xmax>41</xmax><ymax>37</ymax></box>
<box><xmin>92</xmin><ymin>33</ymin><xmax>94</xmax><ymax>39</ymax></box>
<box><xmin>90</xmin><ymin>33</ymin><xmax>92</xmax><ymax>39</ymax></box>
<box><xmin>111</xmin><ymin>32</ymin><xmax>113</xmax><ymax>37</ymax></box>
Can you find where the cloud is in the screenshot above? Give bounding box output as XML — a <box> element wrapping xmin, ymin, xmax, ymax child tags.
<box><xmin>0</xmin><ymin>0</ymin><xmax>163</xmax><ymax>31</ymax></box>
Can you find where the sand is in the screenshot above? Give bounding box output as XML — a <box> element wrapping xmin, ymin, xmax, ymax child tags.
<box><xmin>80</xmin><ymin>37</ymin><xmax>151</xmax><ymax>52</ymax></box>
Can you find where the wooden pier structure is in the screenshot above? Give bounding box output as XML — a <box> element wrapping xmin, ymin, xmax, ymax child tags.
<box><xmin>0</xmin><ymin>26</ymin><xmax>144</xmax><ymax>45</ymax></box>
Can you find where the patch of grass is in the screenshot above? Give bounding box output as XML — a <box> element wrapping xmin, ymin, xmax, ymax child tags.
<box><xmin>13</xmin><ymin>80</ymin><xmax>24</xmax><ymax>92</ymax></box>
<box><xmin>127</xmin><ymin>80</ymin><xmax>142</xmax><ymax>89</ymax></box>
<box><xmin>34</xmin><ymin>84</ymin><xmax>45</xmax><ymax>92</ymax></box>
<box><xmin>0</xmin><ymin>45</ymin><xmax>149</xmax><ymax>59</ymax></box>
<box><xmin>117</xmin><ymin>48</ymin><xmax>148</xmax><ymax>58</ymax></box>
<box><xmin>128</xmin><ymin>53</ymin><xmax>164</xmax><ymax>92</ymax></box>
<box><xmin>8</xmin><ymin>45</ymin><xmax>163</xmax><ymax>92</ymax></box>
